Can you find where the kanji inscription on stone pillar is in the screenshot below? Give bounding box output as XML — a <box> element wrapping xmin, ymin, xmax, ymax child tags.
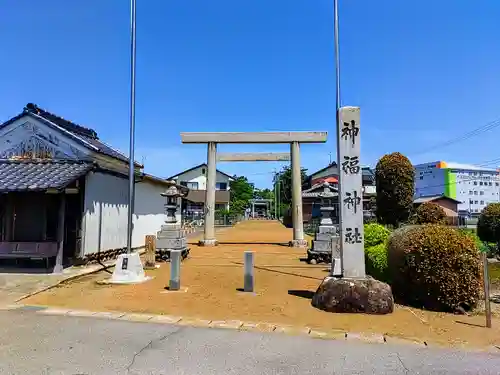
<box><xmin>337</xmin><ymin>106</ymin><xmax>365</xmax><ymax>278</ymax></box>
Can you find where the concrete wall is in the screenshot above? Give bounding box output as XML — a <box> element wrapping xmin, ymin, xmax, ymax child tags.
<box><xmin>82</xmin><ymin>172</ymin><xmax>169</xmax><ymax>256</ymax></box>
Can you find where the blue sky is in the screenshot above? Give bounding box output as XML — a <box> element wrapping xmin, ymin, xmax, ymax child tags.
<box><xmin>1</xmin><ymin>1</ymin><xmax>500</xmax><ymax>188</ymax></box>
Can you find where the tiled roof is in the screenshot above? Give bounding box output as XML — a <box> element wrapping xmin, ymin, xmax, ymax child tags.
<box><xmin>20</xmin><ymin>103</ymin><xmax>139</xmax><ymax>166</ymax></box>
<box><xmin>413</xmin><ymin>195</ymin><xmax>462</xmax><ymax>204</ymax></box>
<box><xmin>0</xmin><ymin>160</ymin><xmax>93</xmax><ymax>192</ymax></box>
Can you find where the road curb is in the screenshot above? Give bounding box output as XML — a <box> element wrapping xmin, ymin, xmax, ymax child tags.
<box><xmin>0</xmin><ymin>304</ymin><xmax>432</xmax><ymax>348</ymax></box>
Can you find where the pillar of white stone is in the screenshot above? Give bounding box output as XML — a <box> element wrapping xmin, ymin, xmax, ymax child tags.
<box><xmin>290</xmin><ymin>141</ymin><xmax>307</xmax><ymax>247</ymax></box>
<box><xmin>200</xmin><ymin>142</ymin><xmax>217</xmax><ymax>246</ymax></box>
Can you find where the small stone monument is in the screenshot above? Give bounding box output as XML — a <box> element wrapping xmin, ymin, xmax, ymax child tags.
<box><xmin>156</xmin><ymin>181</ymin><xmax>190</xmax><ymax>261</ymax></box>
<box><xmin>306</xmin><ymin>182</ymin><xmax>340</xmax><ymax>269</ymax></box>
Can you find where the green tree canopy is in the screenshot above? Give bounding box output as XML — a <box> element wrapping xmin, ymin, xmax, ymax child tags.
<box><xmin>273</xmin><ymin>165</ymin><xmax>308</xmax><ymax>206</ymax></box>
<box><xmin>375</xmin><ymin>152</ymin><xmax>414</xmax><ymax>227</ymax></box>
<box><xmin>229</xmin><ymin>176</ymin><xmax>254</xmax><ymax>215</ymax></box>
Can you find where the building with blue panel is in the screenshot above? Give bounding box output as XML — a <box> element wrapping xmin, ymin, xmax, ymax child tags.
<box><xmin>414</xmin><ymin>161</ymin><xmax>500</xmax><ymax>215</ymax></box>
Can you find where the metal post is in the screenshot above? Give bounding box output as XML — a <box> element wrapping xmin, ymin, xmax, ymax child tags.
<box><xmin>169</xmin><ymin>250</ymin><xmax>181</xmax><ymax>291</ymax></box>
<box><xmin>126</xmin><ymin>0</ymin><xmax>137</xmax><ymax>254</ymax></box>
<box><xmin>483</xmin><ymin>252</ymin><xmax>492</xmax><ymax>328</ymax></box>
<box><xmin>244</xmin><ymin>251</ymin><xmax>254</xmax><ymax>292</ymax></box>
<box><xmin>333</xmin><ymin>0</ymin><xmax>343</xmax><ymax>274</ymax></box>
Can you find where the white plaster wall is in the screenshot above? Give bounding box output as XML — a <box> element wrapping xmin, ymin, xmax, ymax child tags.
<box><xmin>173</xmin><ymin>165</ymin><xmax>231</xmax><ymax>190</ymax></box>
<box><xmin>82</xmin><ymin>172</ymin><xmax>129</xmax><ymax>256</ymax></box>
<box><xmin>82</xmin><ymin>172</ymin><xmax>174</xmax><ymax>255</ymax></box>
<box><xmin>132</xmin><ymin>180</ymin><xmax>168</xmax><ymax>247</ymax></box>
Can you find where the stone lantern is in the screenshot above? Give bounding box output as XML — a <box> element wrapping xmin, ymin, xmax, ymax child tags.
<box><xmin>156</xmin><ymin>180</ymin><xmax>190</xmax><ymax>261</ymax></box>
<box><xmin>307</xmin><ymin>182</ymin><xmax>340</xmax><ymax>267</ymax></box>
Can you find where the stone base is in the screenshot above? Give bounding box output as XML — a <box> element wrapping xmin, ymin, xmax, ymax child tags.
<box><xmin>311</xmin><ymin>276</ymin><xmax>394</xmax><ymax>314</ymax></box>
<box><xmin>289</xmin><ymin>239</ymin><xmax>308</xmax><ymax>248</ymax></box>
<box><xmin>108</xmin><ymin>253</ymin><xmax>152</xmax><ymax>284</ymax></box>
<box><xmin>198</xmin><ymin>239</ymin><xmax>218</xmax><ymax>247</ymax></box>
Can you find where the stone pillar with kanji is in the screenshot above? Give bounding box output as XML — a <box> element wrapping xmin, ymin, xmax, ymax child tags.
<box><xmin>311</xmin><ymin>107</ymin><xmax>394</xmax><ymax>315</ymax></box>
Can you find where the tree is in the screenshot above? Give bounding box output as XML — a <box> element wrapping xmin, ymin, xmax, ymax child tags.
<box><xmin>375</xmin><ymin>152</ymin><xmax>414</xmax><ymax>227</ymax></box>
<box><xmin>477</xmin><ymin>203</ymin><xmax>500</xmax><ymax>252</ymax></box>
<box><xmin>229</xmin><ymin>176</ymin><xmax>254</xmax><ymax>215</ymax></box>
<box><xmin>253</xmin><ymin>188</ymin><xmax>273</xmax><ymax>200</ymax></box>
<box><xmin>273</xmin><ymin>165</ymin><xmax>308</xmax><ymax>206</ymax></box>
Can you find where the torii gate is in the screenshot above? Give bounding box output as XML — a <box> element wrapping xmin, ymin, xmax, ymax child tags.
<box><xmin>180</xmin><ymin>131</ymin><xmax>327</xmax><ymax>247</ymax></box>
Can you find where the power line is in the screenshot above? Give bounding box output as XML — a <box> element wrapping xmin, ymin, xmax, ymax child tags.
<box><xmin>410</xmin><ymin>118</ymin><xmax>500</xmax><ymax>157</ymax></box>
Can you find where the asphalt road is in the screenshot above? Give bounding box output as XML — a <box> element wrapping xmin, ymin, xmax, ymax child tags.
<box><xmin>0</xmin><ymin>310</ymin><xmax>499</xmax><ymax>374</ymax></box>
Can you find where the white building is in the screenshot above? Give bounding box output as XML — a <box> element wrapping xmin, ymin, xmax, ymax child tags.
<box><xmin>414</xmin><ymin>161</ymin><xmax>500</xmax><ymax>215</ymax></box>
<box><xmin>0</xmin><ymin>103</ymin><xmax>171</xmax><ymax>268</ymax></box>
<box><xmin>167</xmin><ymin>163</ymin><xmax>234</xmax><ymax>216</ymax></box>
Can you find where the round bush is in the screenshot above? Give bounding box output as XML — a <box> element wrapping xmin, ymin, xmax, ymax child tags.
<box><xmin>415</xmin><ymin>202</ymin><xmax>446</xmax><ymax>224</ymax></box>
<box><xmin>375</xmin><ymin>152</ymin><xmax>414</xmax><ymax>227</ymax></box>
<box><xmin>477</xmin><ymin>203</ymin><xmax>500</xmax><ymax>244</ymax></box>
<box><xmin>387</xmin><ymin>224</ymin><xmax>481</xmax><ymax>312</ymax></box>
<box><xmin>365</xmin><ymin>243</ymin><xmax>389</xmax><ymax>282</ymax></box>
<box><xmin>364</xmin><ymin>223</ymin><xmax>390</xmax><ymax>247</ymax></box>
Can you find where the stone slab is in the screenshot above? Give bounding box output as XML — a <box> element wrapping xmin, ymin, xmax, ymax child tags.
<box><xmin>119</xmin><ymin>313</ymin><xmax>154</xmax><ymax>322</ymax></box>
<box><xmin>37</xmin><ymin>308</ymin><xmax>71</xmax><ymax>316</ymax></box>
<box><xmin>209</xmin><ymin>320</ymin><xmax>243</xmax><ymax>329</ymax></box>
<box><xmin>156</xmin><ymin>230</ymin><xmax>185</xmax><ymax>239</ymax></box>
<box><xmin>309</xmin><ymin>330</ymin><xmax>346</xmax><ymax>340</ymax></box>
<box><xmin>181</xmin><ymin>131</ymin><xmax>328</xmax><ymax>144</ymax></box>
<box><xmin>92</xmin><ymin>311</ymin><xmax>127</xmax><ymax>319</ymax></box>
<box><xmin>312</xmin><ymin>240</ymin><xmax>332</xmax><ymax>252</ymax></box>
<box><xmin>177</xmin><ymin>318</ymin><xmax>212</xmax><ymax>328</ymax></box>
<box><xmin>315</xmin><ymin>233</ymin><xmax>336</xmax><ymax>242</ymax></box>
<box><xmin>148</xmin><ymin>315</ymin><xmax>182</xmax><ymax>324</ymax></box>
<box><xmin>318</xmin><ymin>226</ymin><xmax>338</xmax><ymax>234</ymax></box>
<box><xmin>66</xmin><ymin>309</ymin><xmax>97</xmax><ymax>317</ymax></box>
<box><xmin>156</xmin><ymin>237</ymin><xmax>187</xmax><ymax>249</ymax></box>
<box><xmin>274</xmin><ymin>325</ymin><xmax>311</xmax><ymax>335</ymax></box>
<box><xmin>239</xmin><ymin>322</ymin><xmax>277</xmax><ymax>333</ymax></box>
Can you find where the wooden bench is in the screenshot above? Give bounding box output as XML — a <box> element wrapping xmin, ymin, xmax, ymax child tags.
<box><xmin>0</xmin><ymin>242</ymin><xmax>59</xmax><ymax>270</ymax></box>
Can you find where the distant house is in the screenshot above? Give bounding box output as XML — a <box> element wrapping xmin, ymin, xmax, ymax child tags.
<box><xmin>167</xmin><ymin>163</ymin><xmax>234</xmax><ymax>218</ymax></box>
<box><xmin>0</xmin><ymin>103</ymin><xmax>171</xmax><ymax>270</ymax></box>
<box><xmin>413</xmin><ymin>195</ymin><xmax>461</xmax><ymax>217</ymax></box>
<box><xmin>303</xmin><ymin>162</ymin><xmax>376</xmax><ymax>221</ymax></box>
<box><xmin>301</xmin><ymin>182</ymin><xmax>338</xmax><ymax>223</ymax></box>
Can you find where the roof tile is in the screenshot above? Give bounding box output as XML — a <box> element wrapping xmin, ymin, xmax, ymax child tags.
<box><xmin>0</xmin><ymin>160</ymin><xmax>93</xmax><ymax>192</ymax></box>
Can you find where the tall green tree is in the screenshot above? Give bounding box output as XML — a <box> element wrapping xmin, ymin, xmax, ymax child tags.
<box><xmin>229</xmin><ymin>176</ymin><xmax>254</xmax><ymax>214</ymax></box>
<box><xmin>375</xmin><ymin>152</ymin><xmax>414</xmax><ymax>227</ymax></box>
<box><xmin>273</xmin><ymin>165</ymin><xmax>308</xmax><ymax>206</ymax></box>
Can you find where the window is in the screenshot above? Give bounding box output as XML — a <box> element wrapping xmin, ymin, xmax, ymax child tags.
<box><xmin>419</xmin><ymin>176</ymin><xmax>423</xmax><ymax>180</ymax></box>
<box><xmin>216</xmin><ymin>182</ymin><xmax>227</xmax><ymax>191</ymax></box>
<box><xmin>475</xmin><ymin>200</ymin><xmax>478</xmax><ymax>204</ymax></box>
<box><xmin>179</xmin><ymin>181</ymin><xmax>188</xmax><ymax>187</ymax></box>
<box><xmin>496</xmin><ymin>183</ymin><xmax>499</xmax><ymax>187</ymax></box>
<box><xmin>474</xmin><ymin>181</ymin><xmax>477</xmax><ymax>185</ymax></box>
<box><xmin>480</xmin><ymin>191</ymin><xmax>484</xmax><ymax>195</ymax></box>
<box><xmin>469</xmin><ymin>199</ymin><xmax>473</xmax><ymax>204</ymax></box>
<box><xmin>474</xmin><ymin>191</ymin><xmax>478</xmax><ymax>195</ymax></box>
<box><xmin>480</xmin><ymin>182</ymin><xmax>483</xmax><ymax>186</ymax></box>
<box><xmin>187</xmin><ymin>182</ymin><xmax>199</xmax><ymax>190</ymax></box>
<box><xmin>480</xmin><ymin>200</ymin><xmax>484</xmax><ymax>205</ymax></box>
<box><xmin>202</xmin><ymin>168</ymin><xmax>206</xmax><ymax>175</ymax></box>
<box><xmin>489</xmin><ymin>182</ymin><xmax>493</xmax><ymax>186</ymax></box>
<box><xmin>469</xmin><ymin>190</ymin><xmax>473</xmax><ymax>195</ymax></box>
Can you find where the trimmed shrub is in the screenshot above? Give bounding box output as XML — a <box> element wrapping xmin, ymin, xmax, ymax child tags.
<box><xmin>477</xmin><ymin>203</ymin><xmax>500</xmax><ymax>248</ymax></box>
<box><xmin>364</xmin><ymin>223</ymin><xmax>390</xmax><ymax>247</ymax></box>
<box><xmin>387</xmin><ymin>225</ymin><xmax>482</xmax><ymax>312</ymax></box>
<box><xmin>365</xmin><ymin>243</ymin><xmax>389</xmax><ymax>282</ymax></box>
<box><xmin>414</xmin><ymin>202</ymin><xmax>446</xmax><ymax>224</ymax></box>
<box><xmin>375</xmin><ymin>152</ymin><xmax>414</xmax><ymax>227</ymax></box>
<box><xmin>363</xmin><ymin>223</ymin><xmax>390</xmax><ymax>282</ymax></box>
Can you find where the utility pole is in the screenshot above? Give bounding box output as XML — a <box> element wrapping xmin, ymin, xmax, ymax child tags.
<box><xmin>126</xmin><ymin>0</ymin><xmax>137</xmax><ymax>254</ymax></box>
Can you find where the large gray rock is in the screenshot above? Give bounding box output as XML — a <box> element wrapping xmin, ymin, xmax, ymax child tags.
<box><xmin>311</xmin><ymin>277</ymin><xmax>394</xmax><ymax>315</ymax></box>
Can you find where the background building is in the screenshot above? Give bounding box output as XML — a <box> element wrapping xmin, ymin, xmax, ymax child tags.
<box><xmin>167</xmin><ymin>163</ymin><xmax>233</xmax><ymax>219</ymax></box>
<box><xmin>414</xmin><ymin>161</ymin><xmax>500</xmax><ymax>216</ymax></box>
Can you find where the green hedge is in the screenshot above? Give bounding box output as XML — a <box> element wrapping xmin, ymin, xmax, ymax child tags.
<box><xmin>363</xmin><ymin>223</ymin><xmax>390</xmax><ymax>282</ymax></box>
